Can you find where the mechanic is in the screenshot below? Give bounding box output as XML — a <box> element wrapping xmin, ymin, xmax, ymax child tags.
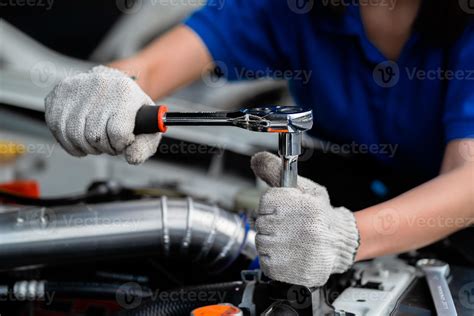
<box><xmin>44</xmin><ymin>0</ymin><xmax>474</xmax><ymax>287</ymax></box>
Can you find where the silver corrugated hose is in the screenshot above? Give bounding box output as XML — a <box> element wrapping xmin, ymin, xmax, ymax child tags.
<box><xmin>0</xmin><ymin>198</ymin><xmax>257</xmax><ymax>270</ymax></box>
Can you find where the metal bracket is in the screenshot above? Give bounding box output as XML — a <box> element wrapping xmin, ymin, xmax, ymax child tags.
<box><xmin>238</xmin><ymin>270</ymin><xmax>263</xmax><ymax>316</ymax></box>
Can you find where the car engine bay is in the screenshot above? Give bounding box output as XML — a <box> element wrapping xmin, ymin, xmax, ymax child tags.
<box><xmin>1</xmin><ymin>2</ymin><xmax>474</xmax><ymax>315</ymax></box>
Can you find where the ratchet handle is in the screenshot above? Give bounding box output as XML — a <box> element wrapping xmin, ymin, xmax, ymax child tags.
<box><xmin>134</xmin><ymin>105</ymin><xmax>168</xmax><ymax>135</ymax></box>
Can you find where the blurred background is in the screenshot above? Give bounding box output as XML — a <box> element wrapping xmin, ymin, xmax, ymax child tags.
<box><xmin>1</xmin><ymin>0</ymin><xmax>425</xmax><ymax>211</ymax></box>
<box><xmin>0</xmin><ymin>0</ymin><xmax>298</xmax><ymax>209</ymax></box>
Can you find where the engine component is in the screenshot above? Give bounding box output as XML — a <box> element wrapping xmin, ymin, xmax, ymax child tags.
<box><xmin>4</xmin><ymin>280</ymin><xmax>152</xmax><ymax>301</ymax></box>
<box><xmin>122</xmin><ymin>282</ymin><xmax>246</xmax><ymax>316</ymax></box>
<box><xmin>191</xmin><ymin>304</ymin><xmax>243</xmax><ymax>316</ymax></box>
<box><xmin>332</xmin><ymin>257</ymin><xmax>417</xmax><ymax>316</ymax></box>
<box><xmin>12</xmin><ymin>280</ymin><xmax>45</xmax><ymax>301</ymax></box>
<box><xmin>0</xmin><ymin>197</ymin><xmax>256</xmax><ymax>270</ymax></box>
<box><xmin>119</xmin><ymin>271</ymin><xmax>334</xmax><ymax>316</ymax></box>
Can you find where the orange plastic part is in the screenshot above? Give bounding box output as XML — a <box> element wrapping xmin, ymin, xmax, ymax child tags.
<box><xmin>267</xmin><ymin>128</ymin><xmax>289</xmax><ymax>133</ymax></box>
<box><xmin>157</xmin><ymin>105</ymin><xmax>169</xmax><ymax>133</ymax></box>
<box><xmin>0</xmin><ymin>180</ymin><xmax>40</xmax><ymax>198</ymax></box>
<box><xmin>191</xmin><ymin>305</ymin><xmax>242</xmax><ymax>316</ymax></box>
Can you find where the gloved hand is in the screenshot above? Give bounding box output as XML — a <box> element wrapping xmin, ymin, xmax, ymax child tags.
<box><xmin>45</xmin><ymin>65</ymin><xmax>161</xmax><ymax>165</ymax></box>
<box><xmin>251</xmin><ymin>152</ymin><xmax>360</xmax><ymax>287</ymax></box>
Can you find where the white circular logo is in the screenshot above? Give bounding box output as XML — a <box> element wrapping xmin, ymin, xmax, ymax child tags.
<box><xmin>30</xmin><ymin>61</ymin><xmax>57</xmax><ymax>88</ymax></box>
<box><xmin>372</xmin><ymin>208</ymin><xmax>400</xmax><ymax>236</ymax></box>
<box><xmin>202</xmin><ymin>60</ymin><xmax>228</xmax><ymax>88</ymax></box>
<box><xmin>27</xmin><ymin>207</ymin><xmax>57</xmax><ymax>234</ymax></box>
<box><xmin>459</xmin><ymin>281</ymin><xmax>474</xmax><ymax>310</ymax></box>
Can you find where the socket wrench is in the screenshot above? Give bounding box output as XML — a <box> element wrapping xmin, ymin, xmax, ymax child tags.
<box><xmin>134</xmin><ymin>105</ymin><xmax>313</xmax><ymax>188</ymax></box>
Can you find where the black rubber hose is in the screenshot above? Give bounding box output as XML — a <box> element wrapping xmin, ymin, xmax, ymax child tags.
<box><xmin>46</xmin><ymin>281</ymin><xmax>153</xmax><ymax>300</ymax></box>
<box><xmin>120</xmin><ymin>282</ymin><xmax>245</xmax><ymax>316</ymax></box>
<box><xmin>6</xmin><ymin>281</ymin><xmax>152</xmax><ymax>301</ymax></box>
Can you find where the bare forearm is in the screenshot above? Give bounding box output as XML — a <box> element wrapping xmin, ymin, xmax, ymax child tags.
<box><xmin>355</xmin><ymin>161</ymin><xmax>474</xmax><ymax>261</ymax></box>
<box><xmin>109</xmin><ymin>25</ymin><xmax>213</xmax><ymax>100</ymax></box>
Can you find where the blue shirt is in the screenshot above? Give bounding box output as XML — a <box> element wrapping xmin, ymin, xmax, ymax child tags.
<box><xmin>185</xmin><ymin>1</ymin><xmax>474</xmax><ymax>177</ymax></box>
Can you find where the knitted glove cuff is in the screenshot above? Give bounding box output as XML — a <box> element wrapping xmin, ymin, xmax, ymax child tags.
<box><xmin>91</xmin><ymin>65</ymin><xmax>128</xmax><ymax>77</ymax></box>
<box><xmin>330</xmin><ymin>206</ymin><xmax>360</xmax><ymax>275</ymax></box>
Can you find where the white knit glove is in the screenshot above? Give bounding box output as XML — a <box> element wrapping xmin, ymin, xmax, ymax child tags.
<box><xmin>45</xmin><ymin>65</ymin><xmax>161</xmax><ymax>165</ymax></box>
<box><xmin>251</xmin><ymin>152</ymin><xmax>360</xmax><ymax>287</ymax></box>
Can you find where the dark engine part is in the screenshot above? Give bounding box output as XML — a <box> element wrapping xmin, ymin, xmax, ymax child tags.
<box><xmin>121</xmin><ymin>282</ymin><xmax>246</xmax><ymax>316</ymax></box>
<box><xmin>117</xmin><ymin>272</ymin><xmax>336</xmax><ymax>316</ymax></box>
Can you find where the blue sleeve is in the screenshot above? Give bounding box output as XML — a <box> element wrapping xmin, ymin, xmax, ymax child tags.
<box><xmin>184</xmin><ymin>0</ymin><xmax>291</xmax><ymax>81</ymax></box>
<box><xmin>444</xmin><ymin>22</ymin><xmax>474</xmax><ymax>142</ymax></box>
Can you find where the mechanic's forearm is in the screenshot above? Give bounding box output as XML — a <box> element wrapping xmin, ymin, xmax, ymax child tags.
<box><xmin>108</xmin><ymin>25</ymin><xmax>213</xmax><ymax>100</ymax></box>
<box><xmin>354</xmin><ymin>162</ymin><xmax>474</xmax><ymax>261</ymax></box>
